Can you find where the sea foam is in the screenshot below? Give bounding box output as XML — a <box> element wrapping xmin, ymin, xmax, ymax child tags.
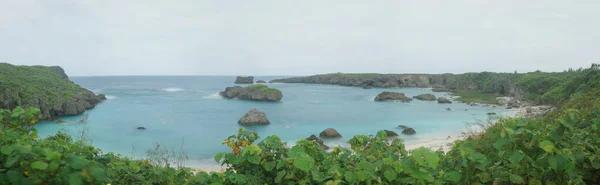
<box><xmin>160</xmin><ymin>88</ymin><xmax>186</xmax><ymax>92</ymax></box>
<box><xmin>105</xmin><ymin>95</ymin><xmax>117</xmax><ymax>100</ymax></box>
<box><xmin>202</xmin><ymin>92</ymin><xmax>223</xmax><ymax>99</ymax></box>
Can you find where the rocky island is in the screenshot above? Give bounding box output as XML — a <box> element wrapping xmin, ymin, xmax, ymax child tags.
<box><xmin>374</xmin><ymin>91</ymin><xmax>412</xmax><ymax>102</ymax></box>
<box><xmin>413</xmin><ymin>94</ymin><xmax>436</xmax><ymax>101</ymax></box>
<box><xmin>234</xmin><ymin>76</ymin><xmax>254</xmax><ymax>84</ymax></box>
<box><xmin>220</xmin><ymin>84</ymin><xmax>283</xmax><ymax>101</ymax></box>
<box><xmin>0</xmin><ymin>63</ymin><xmax>106</xmax><ymax>119</ymax></box>
<box><xmin>238</xmin><ymin>108</ymin><xmax>270</xmax><ymax>125</ymax></box>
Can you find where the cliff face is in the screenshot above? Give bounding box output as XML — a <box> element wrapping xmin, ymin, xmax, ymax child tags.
<box><xmin>0</xmin><ymin>63</ymin><xmax>106</xmax><ymax>119</ymax></box>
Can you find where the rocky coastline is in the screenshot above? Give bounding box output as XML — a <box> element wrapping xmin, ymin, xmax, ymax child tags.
<box><xmin>219</xmin><ymin>84</ymin><xmax>283</xmax><ymax>101</ymax></box>
<box><xmin>0</xmin><ymin>63</ymin><xmax>106</xmax><ymax>119</ymax></box>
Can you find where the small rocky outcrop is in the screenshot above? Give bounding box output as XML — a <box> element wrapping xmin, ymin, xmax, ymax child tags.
<box><xmin>401</xmin><ymin>128</ymin><xmax>416</xmax><ymax>135</ymax></box>
<box><xmin>384</xmin><ymin>130</ymin><xmax>398</xmax><ymax>137</ymax></box>
<box><xmin>374</xmin><ymin>91</ymin><xmax>412</xmax><ymax>102</ymax></box>
<box><xmin>413</xmin><ymin>94</ymin><xmax>436</xmax><ymax>101</ymax></box>
<box><xmin>487</xmin><ymin>112</ymin><xmax>497</xmax><ymax>115</ymax></box>
<box><xmin>306</xmin><ymin>135</ymin><xmax>329</xmax><ymax>150</ymax></box>
<box><xmin>256</xmin><ymin>80</ymin><xmax>267</xmax><ymax>83</ymax></box>
<box><xmin>137</xmin><ymin>127</ymin><xmax>146</xmax><ymax>130</ymax></box>
<box><xmin>446</xmin><ymin>108</ymin><xmax>452</xmax><ymax>111</ymax></box>
<box><xmin>234</xmin><ymin>76</ymin><xmax>254</xmax><ymax>84</ymax></box>
<box><xmin>319</xmin><ymin>128</ymin><xmax>342</xmax><ymax>138</ymax></box>
<box><xmin>397</xmin><ymin>125</ymin><xmax>409</xmax><ymax>129</ymax></box>
<box><xmin>437</xmin><ymin>97</ymin><xmax>452</xmax><ymax>104</ymax></box>
<box><xmin>220</xmin><ymin>85</ymin><xmax>283</xmax><ymax>101</ymax></box>
<box><xmin>238</xmin><ymin>109</ymin><xmax>270</xmax><ymax>125</ymax></box>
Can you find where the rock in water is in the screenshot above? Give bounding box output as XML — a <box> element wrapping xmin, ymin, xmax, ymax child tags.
<box><xmin>374</xmin><ymin>91</ymin><xmax>412</xmax><ymax>102</ymax></box>
<box><xmin>437</xmin><ymin>97</ymin><xmax>453</xmax><ymax>104</ymax></box>
<box><xmin>446</xmin><ymin>108</ymin><xmax>452</xmax><ymax>111</ymax></box>
<box><xmin>220</xmin><ymin>85</ymin><xmax>283</xmax><ymax>101</ymax></box>
<box><xmin>319</xmin><ymin>128</ymin><xmax>342</xmax><ymax>138</ymax></box>
<box><xmin>384</xmin><ymin>130</ymin><xmax>399</xmax><ymax>137</ymax></box>
<box><xmin>306</xmin><ymin>135</ymin><xmax>330</xmax><ymax>150</ymax></box>
<box><xmin>137</xmin><ymin>127</ymin><xmax>146</xmax><ymax>130</ymax></box>
<box><xmin>234</xmin><ymin>76</ymin><xmax>254</xmax><ymax>84</ymax></box>
<box><xmin>401</xmin><ymin>128</ymin><xmax>416</xmax><ymax>135</ymax></box>
<box><xmin>256</xmin><ymin>80</ymin><xmax>267</xmax><ymax>83</ymax></box>
<box><xmin>413</xmin><ymin>94</ymin><xmax>436</xmax><ymax>101</ymax></box>
<box><xmin>397</xmin><ymin>125</ymin><xmax>409</xmax><ymax>129</ymax></box>
<box><xmin>238</xmin><ymin>109</ymin><xmax>270</xmax><ymax>125</ymax></box>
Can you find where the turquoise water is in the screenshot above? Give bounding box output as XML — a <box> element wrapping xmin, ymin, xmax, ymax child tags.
<box><xmin>35</xmin><ymin>76</ymin><xmax>508</xmax><ymax>165</ymax></box>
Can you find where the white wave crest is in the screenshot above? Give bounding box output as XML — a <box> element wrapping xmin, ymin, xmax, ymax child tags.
<box><xmin>105</xmin><ymin>95</ymin><xmax>117</xmax><ymax>100</ymax></box>
<box><xmin>202</xmin><ymin>92</ymin><xmax>223</xmax><ymax>99</ymax></box>
<box><xmin>160</xmin><ymin>88</ymin><xmax>186</xmax><ymax>92</ymax></box>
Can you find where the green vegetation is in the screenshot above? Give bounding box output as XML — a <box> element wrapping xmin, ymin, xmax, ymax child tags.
<box><xmin>452</xmin><ymin>90</ymin><xmax>503</xmax><ymax>105</ymax></box>
<box><xmin>245</xmin><ymin>84</ymin><xmax>282</xmax><ymax>94</ymax></box>
<box><xmin>0</xmin><ymin>63</ymin><xmax>85</xmax><ymax>105</ymax></box>
<box><xmin>2</xmin><ymin>64</ymin><xmax>600</xmax><ymax>184</ymax></box>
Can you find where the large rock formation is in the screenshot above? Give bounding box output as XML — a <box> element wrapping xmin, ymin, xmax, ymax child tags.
<box><xmin>413</xmin><ymin>94</ymin><xmax>436</xmax><ymax>101</ymax></box>
<box><xmin>374</xmin><ymin>92</ymin><xmax>412</xmax><ymax>102</ymax></box>
<box><xmin>319</xmin><ymin>128</ymin><xmax>342</xmax><ymax>138</ymax></box>
<box><xmin>0</xmin><ymin>63</ymin><xmax>106</xmax><ymax>119</ymax></box>
<box><xmin>437</xmin><ymin>97</ymin><xmax>452</xmax><ymax>104</ymax></box>
<box><xmin>220</xmin><ymin>84</ymin><xmax>283</xmax><ymax>101</ymax></box>
<box><xmin>384</xmin><ymin>130</ymin><xmax>399</xmax><ymax>137</ymax></box>
<box><xmin>401</xmin><ymin>128</ymin><xmax>416</xmax><ymax>135</ymax></box>
<box><xmin>234</xmin><ymin>76</ymin><xmax>254</xmax><ymax>84</ymax></box>
<box><xmin>306</xmin><ymin>135</ymin><xmax>330</xmax><ymax>150</ymax></box>
<box><xmin>238</xmin><ymin>109</ymin><xmax>270</xmax><ymax>125</ymax></box>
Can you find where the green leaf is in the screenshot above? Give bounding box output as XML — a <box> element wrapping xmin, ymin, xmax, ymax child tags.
<box><xmin>344</xmin><ymin>171</ymin><xmax>355</xmax><ymax>183</ymax></box>
<box><xmin>67</xmin><ymin>155</ymin><xmax>87</xmax><ymax>170</ymax></box>
<box><xmin>493</xmin><ymin>138</ymin><xmax>508</xmax><ymax>150</ymax></box>
<box><xmin>538</xmin><ymin>140</ymin><xmax>555</xmax><ymax>153</ymax></box>
<box><xmin>545</xmin><ymin>181</ymin><xmax>557</xmax><ymax>185</ymax></box>
<box><xmin>509</xmin><ymin>174</ymin><xmax>524</xmax><ymax>184</ymax></box>
<box><xmin>509</xmin><ymin>151</ymin><xmax>525</xmax><ymax>165</ymax></box>
<box><xmin>547</xmin><ymin>155</ymin><xmax>559</xmax><ymax>172</ymax></box>
<box><xmin>276</xmin><ymin>160</ymin><xmax>285</xmax><ymax>169</ymax></box>
<box><xmin>4</xmin><ymin>156</ymin><xmax>18</xmax><ymax>168</ymax></box>
<box><xmin>69</xmin><ymin>172</ymin><xmax>84</xmax><ymax>185</ymax></box>
<box><xmin>262</xmin><ymin>161</ymin><xmax>276</xmax><ymax>171</ymax></box>
<box><xmin>383</xmin><ymin>169</ymin><xmax>397</xmax><ymax>181</ymax></box>
<box><xmin>529</xmin><ymin>178</ymin><xmax>542</xmax><ymax>185</ymax></box>
<box><xmin>411</xmin><ymin>147</ymin><xmax>440</xmax><ymax>168</ymax></box>
<box><xmin>468</xmin><ymin>153</ymin><xmax>486</xmax><ymax>162</ymax></box>
<box><xmin>31</xmin><ymin>161</ymin><xmax>48</xmax><ymax>170</ymax></box>
<box><xmin>214</xmin><ymin>153</ymin><xmax>224</xmax><ymax>163</ymax></box>
<box><xmin>293</xmin><ymin>154</ymin><xmax>315</xmax><ymax>172</ymax></box>
<box><xmin>287</xmin><ymin>146</ymin><xmax>306</xmax><ymax>158</ymax></box>
<box><xmin>1</xmin><ymin>146</ymin><xmax>14</xmax><ymax>155</ymax></box>
<box><xmin>477</xmin><ymin>172</ymin><xmax>491</xmax><ymax>183</ymax></box>
<box><xmin>275</xmin><ymin>171</ymin><xmax>286</xmax><ymax>183</ymax></box>
<box><xmin>444</xmin><ymin>171</ymin><xmax>461</xmax><ymax>183</ymax></box>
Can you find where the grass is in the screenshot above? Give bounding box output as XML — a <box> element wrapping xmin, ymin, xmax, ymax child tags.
<box><xmin>452</xmin><ymin>90</ymin><xmax>502</xmax><ymax>105</ymax></box>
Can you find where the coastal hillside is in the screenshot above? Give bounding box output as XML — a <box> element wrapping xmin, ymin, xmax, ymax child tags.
<box><xmin>271</xmin><ymin>68</ymin><xmax>590</xmax><ymax>105</ymax></box>
<box><xmin>0</xmin><ymin>63</ymin><xmax>105</xmax><ymax>119</ymax></box>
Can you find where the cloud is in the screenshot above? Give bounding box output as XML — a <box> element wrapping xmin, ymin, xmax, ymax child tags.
<box><xmin>0</xmin><ymin>0</ymin><xmax>599</xmax><ymax>76</ymax></box>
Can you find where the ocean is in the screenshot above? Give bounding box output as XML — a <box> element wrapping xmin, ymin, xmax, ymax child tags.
<box><xmin>35</xmin><ymin>76</ymin><xmax>509</xmax><ymax>167</ymax></box>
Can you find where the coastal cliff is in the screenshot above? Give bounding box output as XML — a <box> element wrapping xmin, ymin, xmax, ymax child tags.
<box><xmin>271</xmin><ymin>71</ymin><xmax>582</xmax><ymax>105</ymax></box>
<box><xmin>0</xmin><ymin>63</ymin><xmax>106</xmax><ymax>119</ymax></box>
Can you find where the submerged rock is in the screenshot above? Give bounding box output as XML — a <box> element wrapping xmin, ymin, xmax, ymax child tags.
<box><xmin>437</xmin><ymin>97</ymin><xmax>452</xmax><ymax>104</ymax></box>
<box><xmin>220</xmin><ymin>85</ymin><xmax>283</xmax><ymax>101</ymax></box>
<box><xmin>446</xmin><ymin>108</ymin><xmax>452</xmax><ymax>111</ymax></box>
<box><xmin>306</xmin><ymin>135</ymin><xmax>329</xmax><ymax>150</ymax></box>
<box><xmin>238</xmin><ymin>109</ymin><xmax>270</xmax><ymax>125</ymax></box>
<box><xmin>320</xmin><ymin>128</ymin><xmax>342</xmax><ymax>138</ymax></box>
<box><xmin>384</xmin><ymin>130</ymin><xmax>399</xmax><ymax>137</ymax></box>
<box><xmin>487</xmin><ymin>112</ymin><xmax>497</xmax><ymax>115</ymax></box>
<box><xmin>401</xmin><ymin>128</ymin><xmax>416</xmax><ymax>135</ymax></box>
<box><xmin>234</xmin><ymin>76</ymin><xmax>254</xmax><ymax>84</ymax></box>
<box><xmin>397</xmin><ymin>125</ymin><xmax>409</xmax><ymax>129</ymax></box>
<box><xmin>137</xmin><ymin>127</ymin><xmax>146</xmax><ymax>130</ymax></box>
<box><xmin>374</xmin><ymin>91</ymin><xmax>412</xmax><ymax>102</ymax></box>
<box><xmin>413</xmin><ymin>94</ymin><xmax>436</xmax><ymax>101</ymax></box>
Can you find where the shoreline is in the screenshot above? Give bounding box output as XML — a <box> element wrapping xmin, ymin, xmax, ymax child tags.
<box><xmin>188</xmin><ymin>106</ymin><xmax>529</xmax><ymax>173</ymax></box>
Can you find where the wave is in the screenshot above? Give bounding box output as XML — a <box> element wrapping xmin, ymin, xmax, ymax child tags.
<box><xmin>160</xmin><ymin>88</ymin><xmax>186</xmax><ymax>92</ymax></box>
<box><xmin>105</xmin><ymin>95</ymin><xmax>117</xmax><ymax>100</ymax></box>
<box><xmin>202</xmin><ymin>92</ymin><xmax>223</xmax><ymax>99</ymax></box>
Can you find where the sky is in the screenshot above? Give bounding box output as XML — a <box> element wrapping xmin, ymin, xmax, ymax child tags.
<box><xmin>1</xmin><ymin>0</ymin><xmax>599</xmax><ymax>76</ymax></box>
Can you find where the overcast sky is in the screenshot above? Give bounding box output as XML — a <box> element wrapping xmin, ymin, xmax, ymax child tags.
<box><xmin>1</xmin><ymin>0</ymin><xmax>599</xmax><ymax>76</ymax></box>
